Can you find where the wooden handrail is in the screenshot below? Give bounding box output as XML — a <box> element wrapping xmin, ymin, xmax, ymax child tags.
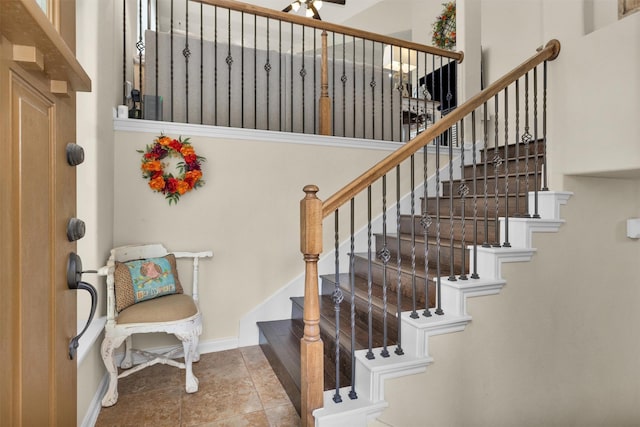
<box><xmin>193</xmin><ymin>0</ymin><xmax>463</xmax><ymax>62</ymax></box>
<box><xmin>321</xmin><ymin>39</ymin><xmax>561</xmax><ymax>217</ymax></box>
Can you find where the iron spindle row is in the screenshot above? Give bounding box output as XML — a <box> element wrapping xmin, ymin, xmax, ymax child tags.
<box><xmin>308</xmin><ymin>44</ymin><xmax>554</xmax><ymax>407</ymax></box>
<box><xmin>126</xmin><ymin>0</ymin><xmax>458</xmax><ymax>139</ymax></box>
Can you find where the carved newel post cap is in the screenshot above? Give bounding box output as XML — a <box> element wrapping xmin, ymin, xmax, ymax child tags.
<box><xmin>303</xmin><ymin>185</ymin><xmax>319</xmax><ymax>197</ymax></box>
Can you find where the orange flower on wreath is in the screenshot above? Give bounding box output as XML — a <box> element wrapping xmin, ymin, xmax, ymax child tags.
<box><xmin>149</xmin><ymin>176</ymin><xmax>165</xmax><ymax>191</ymax></box>
<box><xmin>137</xmin><ymin>134</ymin><xmax>206</xmax><ymax>205</ymax></box>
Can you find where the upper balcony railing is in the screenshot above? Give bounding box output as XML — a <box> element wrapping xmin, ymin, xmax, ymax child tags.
<box><xmin>122</xmin><ymin>0</ymin><xmax>463</xmax><ymax>143</ymax></box>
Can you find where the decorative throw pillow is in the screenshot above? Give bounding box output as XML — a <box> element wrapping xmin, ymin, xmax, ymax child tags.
<box><xmin>114</xmin><ymin>254</ymin><xmax>183</xmax><ymax>313</ymax></box>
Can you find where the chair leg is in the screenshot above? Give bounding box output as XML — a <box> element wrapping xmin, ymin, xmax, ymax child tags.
<box><xmin>192</xmin><ymin>334</ymin><xmax>201</xmax><ymax>363</ymax></box>
<box><xmin>101</xmin><ymin>335</ymin><xmax>127</xmax><ymax>407</ymax></box>
<box><xmin>121</xmin><ymin>336</ymin><xmax>134</xmax><ymax>369</ymax></box>
<box><xmin>176</xmin><ymin>331</ymin><xmax>199</xmax><ymax>393</ymax></box>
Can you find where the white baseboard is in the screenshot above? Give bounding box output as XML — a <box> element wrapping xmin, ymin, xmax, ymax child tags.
<box><xmin>80</xmin><ymin>372</ymin><xmax>109</xmax><ymax>427</ymax></box>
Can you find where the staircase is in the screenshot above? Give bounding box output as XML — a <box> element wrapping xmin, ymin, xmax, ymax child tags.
<box><xmin>257</xmin><ymin>140</ymin><xmax>549</xmax><ymax>416</ymax></box>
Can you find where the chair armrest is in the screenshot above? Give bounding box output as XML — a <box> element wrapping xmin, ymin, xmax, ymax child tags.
<box><xmin>172</xmin><ymin>251</ymin><xmax>213</xmax><ymax>259</ymax></box>
<box><xmin>170</xmin><ymin>251</ymin><xmax>212</xmax><ymax>303</ymax></box>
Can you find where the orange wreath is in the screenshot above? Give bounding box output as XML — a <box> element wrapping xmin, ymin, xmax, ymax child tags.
<box><xmin>138</xmin><ymin>135</ymin><xmax>205</xmax><ymax>205</ymax></box>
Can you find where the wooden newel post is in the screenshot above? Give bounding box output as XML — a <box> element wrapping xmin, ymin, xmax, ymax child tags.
<box><xmin>300</xmin><ymin>184</ymin><xmax>324</xmax><ymax>427</ymax></box>
<box><xmin>319</xmin><ymin>31</ymin><xmax>331</xmax><ymax>135</ymax></box>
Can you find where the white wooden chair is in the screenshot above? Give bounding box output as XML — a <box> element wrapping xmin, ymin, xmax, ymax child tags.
<box><xmin>98</xmin><ymin>243</ymin><xmax>212</xmax><ymax>407</ymax></box>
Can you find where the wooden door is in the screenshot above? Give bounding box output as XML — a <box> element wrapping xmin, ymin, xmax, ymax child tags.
<box><xmin>0</xmin><ymin>1</ymin><xmax>90</xmax><ymax>425</ymax></box>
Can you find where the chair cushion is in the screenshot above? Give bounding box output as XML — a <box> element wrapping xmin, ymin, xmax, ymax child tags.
<box><xmin>114</xmin><ymin>254</ymin><xmax>183</xmax><ymax>312</ymax></box>
<box><xmin>116</xmin><ymin>294</ymin><xmax>198</xmax><ymax>324</ymax></box>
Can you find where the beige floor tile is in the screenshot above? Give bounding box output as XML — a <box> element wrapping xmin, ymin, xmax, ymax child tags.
<box><xmin>264</xmin><ymin>403</ymin><xmax>301</xmax><ymax>427</ymax></box>
<box><xmin>188</xmin><ymin>410</ymin><xmax>270</xmax><ymax>427</ymax></box>
<box><xmin>95</xmin><ymin>347</ymin><xmax>300</xmax><ymax>427</ymax></box>
<box><xmin>95</xmin><ymin>387</ymin><xmax>182</xmax><ymax>427</ymax></box>
<box><xmin>181</xmin><ymin>380</ymin><xmax>263</xmax><ymax>425</ymax></box>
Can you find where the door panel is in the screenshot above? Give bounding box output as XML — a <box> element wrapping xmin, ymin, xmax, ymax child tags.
<box><xmin>12</xmin><ymin>72</ymin><xmax>55</xmax><ymax>426</ymax></box>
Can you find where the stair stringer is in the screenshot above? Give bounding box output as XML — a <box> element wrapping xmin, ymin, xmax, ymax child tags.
<box><xmin>313</xmin><ymin>191</ymin><xmax>572</xmax><ymax>427</ymax></box>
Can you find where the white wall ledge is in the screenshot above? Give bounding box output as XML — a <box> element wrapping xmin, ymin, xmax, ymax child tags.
<box><xmin>113</xmin><ymin>117</ymin><xmax>408</xmax><ymax>152</ymax></box>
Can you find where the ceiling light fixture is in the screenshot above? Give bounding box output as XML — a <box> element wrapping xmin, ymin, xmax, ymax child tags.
<box><xmin>283</xmin><ymin>0</ymin><xmax>325</xmax><ymax>20</ymax></box>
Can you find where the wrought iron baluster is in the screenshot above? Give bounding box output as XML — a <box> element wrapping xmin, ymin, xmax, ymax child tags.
<box><xmin>542</xmin><ymin>61</ymin><xmax>549</xmax><ymax>191</ymax></box>
<box><xmin>503</xmin><ymin>88</ymin><xmax>511</xmax><ymax>247</ymax></box>
<box><xmin>399</xmin><ymin>48</ymin><xmax>406</xmax><ymax>141</ymax></box>
<box><xmin>332</xmin><ymin>32</ymin><xmax>335</xmax><ymax>135</ymax></box>
<box><xmin>380</xmin><ymin>42</ymin><xmax>385</xmax><ymax>140</ymax></box>
<box><xmin>200</xmin><ymin>3</ymin><xmax>203</xmax><ymax>124</ymax></box>
<box><xmin>241</xmin><ymin>12</ymin><xmax>244</xmax><ymax>127</ymax></box>
<box><xmin>431</xmin><ymin>55</ymin><xmax>436</xmax><ymax>144</ymax></box>
<box><xmin>492</xmin><ymin>94</ymin><xmax>502</xmax><ymax>247</ymax></box>
<box><xmin>533</xmin><ymin>65</ymin><xmax>540</xmax><ymax>218</ymax></box>
<box><xmin>349</xmin><ymin>198</ymin><xmax>358</xmax><ymax>398</ymax></box>
<box><xmin>434</xmin><ymin>129</ymin><xmax>444</xmax><ymax>316</ymax></box>
<box><xmin>253</xmin><ymin>14</ymin><xmax>257</xmax><ymax>129</ymax></box>
<box><xmin>395</xmin><ymin>165</ymin><xmax>404</xmax><ymax>355</ymax></box>
<box><xmin>378</xmin><ymin>176</ymin><xmax>390</xmax><ymax>358</ymax></box>
<box><xmin>522</xmin><ymin>72</ymin><xmax>532</xmax><ymax>218</ymax></box>
<box><xmin>493</xmin><ymin>94</ymin><xmax>503</xmax><ymax>248</ymax></box>
<box><xmin>332</xmin><ymin>210</ymin><xmax>343</xmax><ymax>403</ymax></box>
<box><xmin>313</xmin><ymin>31</ymin><xmax>317</xmax><ymax>133</ymax></box>
<box><xmin>122</xmin><ymin>0</ymin><xmax>126</xmax><ymax>105</ymax></box>
<box><xmin>301</xmin><ymin>26</ymin><xmax>306</xmax><ymax>134</ymax></box>
<box><xmin>362</xmin><ymin>38</ymin><xmax>366</xmax><ymax>138</ymax></box>
<box><xmin>482</xmin><ymin>102</ymin><xmax>490</xmax><ymax>248</ymax></box>
<box><xmin>155</xmin><ymin>0</ymin><xmax>159</xmax><ymax>120</ymax></box>
<box><xmin>369</xmin><ymin>41</ymin><xmax>376</xmax><ymax>139</ymax></box>
<box><xmin>366</xmin><ymin>186</ymin><xmax>375</xmax><ymax>360</ymax></box>
<box><xmin>515</xmin><ymin>79</ymin><xmax>520</xmax><ymax>216</ymax></box>
<box><xmin>214</xmin><ymin>6</ymin><xmax>218</xmax><ymax>126</ymax></box>
<box><xmin>265</xmin><ymin>18</ymin><xmax>271</xmax><ymax>130</ymax></box>
<box><xmin>471</xmin><ymin>111</ymin><xmax>480</xmax><ymax>279</ymax></box>
<box><xmin>290</xmin><ymin>22</ymin><xmax>293</xmax><ymax>132</ymax></box>
<box><xmin>438</xmin><ymin>55</ymin><xmax>444</xmax><ymax>144</ymax></box>
<box><xmin>422</xmin><ymin>142</ymin><xmax>432</xmax><ymax>317</ymax></box>
<box><xmin>352</xmin><ymin>36</ymin><xmax>356</xmax><ymax>138</ymax></box>
<box><xmin>410</xmin><ymin>154</ymin><xmax>418</xmax><ymax>319</ymax></box>
<box><xmin>278</xmin><ymin>20</ymin><xmax>282</xmax><ymax>131</ymax></box>
<box><xmin>389</xmin><ymin>46</ymin><xmax>394</xmax><ymax>141</ymax></box>
<box><xmin>341</xmin><ymin>35</ymin><xmax>346</xmax><ymax>136</ymax></box>
<box><xmin>138</xmin><ymin>0</ymin><xmax>144</xmax><ymax>118</ymax></box>
<box><xmin>226</xmin><ymin>8</ymin><xmax>232</xmax><ymax>127</ymax></box>
<box><xmin>458</xmin><ymin>119</ymin><xmax>468</xmax><ymax>280</ymax></box>
<box><xmin>170</xmin><ymin>0</ymin><xmax>174</xmax><ymax>121</ymax></box>
<box><xmin>448</xmin><ymin>119</ymin><xmax>457</xmax><ymax>281</ymax></box>
<box><xmin>184</xmin><ymin>0</ymin><xmax>190</xmax><ymax>122</ymax></box>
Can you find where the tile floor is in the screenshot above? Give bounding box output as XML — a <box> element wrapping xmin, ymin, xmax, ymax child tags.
<box><xmin>95</xmin><ymin>346</ymin><xmax>300</xmax><ymax>427</ymax></box>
